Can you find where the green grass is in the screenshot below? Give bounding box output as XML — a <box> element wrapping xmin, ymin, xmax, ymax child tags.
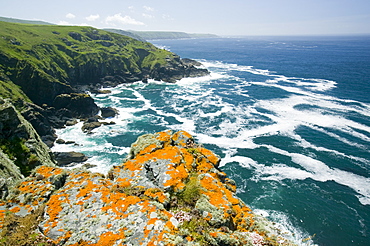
<box><xmin>0</xmin><ymin>77</ymin><xmax>30</xmax><ymax>102</ymax></box>
<box><xmin>0</xmin><ymin>138</ymin><xmax>38</xmax><ymax>176</ymax></box>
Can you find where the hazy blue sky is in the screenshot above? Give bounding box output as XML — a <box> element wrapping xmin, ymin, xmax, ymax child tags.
<box><xmin>1</xmin><ymin>0</ymin><xmax>370</xmax><ymax>35</ymax></box>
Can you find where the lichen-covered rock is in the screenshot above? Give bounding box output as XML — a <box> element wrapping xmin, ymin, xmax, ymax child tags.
<box><xmin>0</xmin><ymin>130</ymin><xmax>297</xmax><ymax>246</ymax></box>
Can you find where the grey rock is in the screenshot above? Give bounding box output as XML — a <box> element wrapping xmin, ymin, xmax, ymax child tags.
<box><xmin>54</xmin><ymin>151</ymin><xmax>88</xmax><ymax>166</ymax></box>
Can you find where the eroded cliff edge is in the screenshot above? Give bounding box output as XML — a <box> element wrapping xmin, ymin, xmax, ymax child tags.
<box><xmin>0</xmin><ymin>130</ymin><xmax>297</xmax><ymax>246</ymax></box>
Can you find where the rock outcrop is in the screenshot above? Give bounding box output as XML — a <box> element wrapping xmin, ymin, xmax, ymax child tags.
<box><xmin>0</xmin><ymin>99</ymin><xmax>56</xmax><ymax>175</ymax></box>
<box><xmin>0</xmin><ymin>130</ymin><xmax>296</xmax><ymax>246</ymax></box>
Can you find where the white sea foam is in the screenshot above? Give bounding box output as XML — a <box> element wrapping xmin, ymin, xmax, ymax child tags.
<box><xmin>253</xmin><ymin>209</ymin><xmax>318</xmax><ymax>246</ymax></box>
<box><xmin>256</xmin><ymin>145</ymin><xmax>370</xmax><ymax>205</ymax></box>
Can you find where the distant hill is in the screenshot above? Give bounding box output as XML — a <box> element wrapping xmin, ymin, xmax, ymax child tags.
<box><xmin>0</xmin><ymin>16</ymin><xmax>54</xmax><ymax>25</ymax></box>
<box><xmin>103</xmin><ymin>29</ymin><xmax>147</xmax><ymax>42</ymax></box>
<box><xmin>105</xmin><ymin>29</ymin><xmax>218</xmax><ymax>41</ymax></box>
<box><xmin>127</xmin><ymin>30</ymin><xmax>219</xmax><ymax>40</ymax></box>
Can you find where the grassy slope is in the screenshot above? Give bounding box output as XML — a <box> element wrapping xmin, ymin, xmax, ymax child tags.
<box><xmin>0</xmin><ymin>21</ymin><xmax>175</xmax><ymax>105</ymax></box>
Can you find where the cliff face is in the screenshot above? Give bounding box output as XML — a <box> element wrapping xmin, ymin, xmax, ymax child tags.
<box><xmin>0</xmin><ymin>130</ymin><xmax>296</xmax><ymax>246</ymax></box>
<box><xmin>0</xmin><ymin>98</ymin><xmax>55</xmax><ymax>201</ymax></box>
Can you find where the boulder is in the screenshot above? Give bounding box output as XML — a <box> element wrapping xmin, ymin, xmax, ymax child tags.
<box><xmin>100</xmin><ymin>107</ymin><xmax>118</xmax><ymax>118</ymax></box>
<box><xmin>53</xmin><ymin>151</ymin><xmax>88</xmax><ymax>166</ymax></box>
<box><xmin>81</xmin><ymin>121</ymin><xmax>102</xmax><ymax>133</ymax></box>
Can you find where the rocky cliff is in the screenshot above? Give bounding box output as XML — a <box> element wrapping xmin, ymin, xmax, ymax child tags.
<box><xmin>0</xmin><ymin>130</ymin><xmax>296</xmax><ymax>246</ymax></box>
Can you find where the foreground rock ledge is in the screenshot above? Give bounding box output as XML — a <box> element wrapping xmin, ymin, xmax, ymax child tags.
<box><xmin>0</xmin><ymin>130</ymin><xmax>297</xmax><ymax>246</ymax></box>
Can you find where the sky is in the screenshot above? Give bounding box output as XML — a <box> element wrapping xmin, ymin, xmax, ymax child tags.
<box><xmin>1</xmin><ymin>0</ymin><xmax>370</xmax><ymax>36</ymax></box>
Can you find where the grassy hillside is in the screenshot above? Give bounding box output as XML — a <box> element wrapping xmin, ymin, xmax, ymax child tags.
<box><xmin>0</xmin><ymin>21</ymin><xmax>176</xmax><ymax>105</ymax></box>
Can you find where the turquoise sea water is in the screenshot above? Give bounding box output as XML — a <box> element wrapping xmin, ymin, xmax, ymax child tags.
<box><xmin>53</xmin><ymin>36</ymin><xmax>370</xmax><ymax>245</ymax></box>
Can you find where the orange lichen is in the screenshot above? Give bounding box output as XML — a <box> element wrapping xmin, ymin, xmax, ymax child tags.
<box><xmin>152</xmin><ymin>146</ymin><xmax>182</xmax><ymax>164</ymax></box>
<box><xmin>156</xmin><ymin>130</ymin><xmax>172</xmax><ymax>143</ymax></box>
<box><xmin>196</xmin><ymin>157</ymin><xmax>214</xmax><ymax>173</ymax></box>
<box><xmin>96</xmin><ymin>230</ymin><xmax>126</xmax><ymax>245</ymax></box>
<box><xmin>199</xmin><ymin>148</ymin><xmax>219</xmax><ymax>166</ymax></box>
<box><xmin>35</xmin><ymin>166</ymin><xmax>63</xmax><ymax>179</ymax></box>
<box><xmin>180</xmin><ymin>148</ymin><xmax>195</xmax><ymax>170</ymax></box>
<box><xmin>0</xmin><ymin>130</ymin><xmax>288</xmax><ymax>245</ymax></box>
<box><xmin>116</xmin><ymin>178</ymin><xmax>131</xmax><ymax>188</ymax></box>
<box><xmin>138</xmin><ymin>143</ymin><xmax>158</xmax><ymax>156</ymax></box>
<box><xmin>164</xmin><ymin>163</ymin><xmax>189</xmax><ymax>191</ymax></box>
<box><xmin>44</xmin><ymin>193</ymin><xmax>69</xmax><ymax>230</ymax></box>
<box><xmin>9</xmin><ymin>206</ymin><xmax>20</xmax><ymax>213</ymax></box>
<box><xmin>200</xmin><ymin>175</ymin><xmax>229</xmax><ymax>208</ymax></box>
<box><xmin>123</xmin><ymin>159</ymin><xmax>143</xmax><ymax>172</ymax></box>
<box><xmin>144</xmin><ymin>188</ymin><xmax>167</xmax><ymax>203</ymax></box>
<box><xmin>171</xmin><ymin>131</ymin><xmax>193</xmax><ymax>147</ymax></box>
<box><xmin>76</xmin><ymin>180</ymin><xmax>99</xmax><ymax>199</ymax></box>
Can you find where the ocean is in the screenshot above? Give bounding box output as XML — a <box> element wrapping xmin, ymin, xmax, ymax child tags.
<box><xmin>52</xmin><ymin>36</ymin><xmax>370</xmax><ymax>245</ymax></box>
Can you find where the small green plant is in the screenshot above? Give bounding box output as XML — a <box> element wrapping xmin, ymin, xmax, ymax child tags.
<box><xmin>179</xmin><ymin>217</ymin><xmax>210</xmax><ymax>245</ymax></box>
<box><xmin>0</xmin><ymin>137</ymin><xmax>36</xmax><ymax>176</ymax></box>
<box><xmin>178</xmin><ymin>174</ymin><xmax>201</xmax><ymax>206</ymax></box>
<box><xmin>186</xmin><ymin>148</ymin><xmax>200</xmax><ymax>156</ymax></box>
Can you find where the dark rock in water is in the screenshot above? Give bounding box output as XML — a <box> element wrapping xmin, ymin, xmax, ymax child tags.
<box><xmin>54</xmin><ymin>151</ymin><xmax>88</xmax><ymax>166</ymax></box>
<box><xmin>82</xmin><ymin>163</ymin><xmax>97</xmax><ymax>169</ymax></box>
<box><xmin>56</xmin><ymin>139</ymin><xmax>65</xmax><ymax>144</ymax></box>
<box><xmin>90</xmin><ymin>89</ymin><xmax>112</xmax><ymax>94</ymax></box>
<box><xmin>101</xmin><ymin>107</ymin><xmax>118</xmax><ymax>118</ymax></box>
<box><xmin>53</xmin><ymin>93</ymin><xmax>99</xmax><ymax>118</ymax></box>
<box><xmin>65</xmin><ymin>119</ymin><xmax>78</xmax><ymax>126</ymax></box>
<box><xmin>81</xmin><ymin>121</ymin><xmax>102</xmax><ymax>133</ymax></box>
<box><xmin>104</xmin><ymin>121</ymin><xmax>116</xmax><ymax>126</ymax></box>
